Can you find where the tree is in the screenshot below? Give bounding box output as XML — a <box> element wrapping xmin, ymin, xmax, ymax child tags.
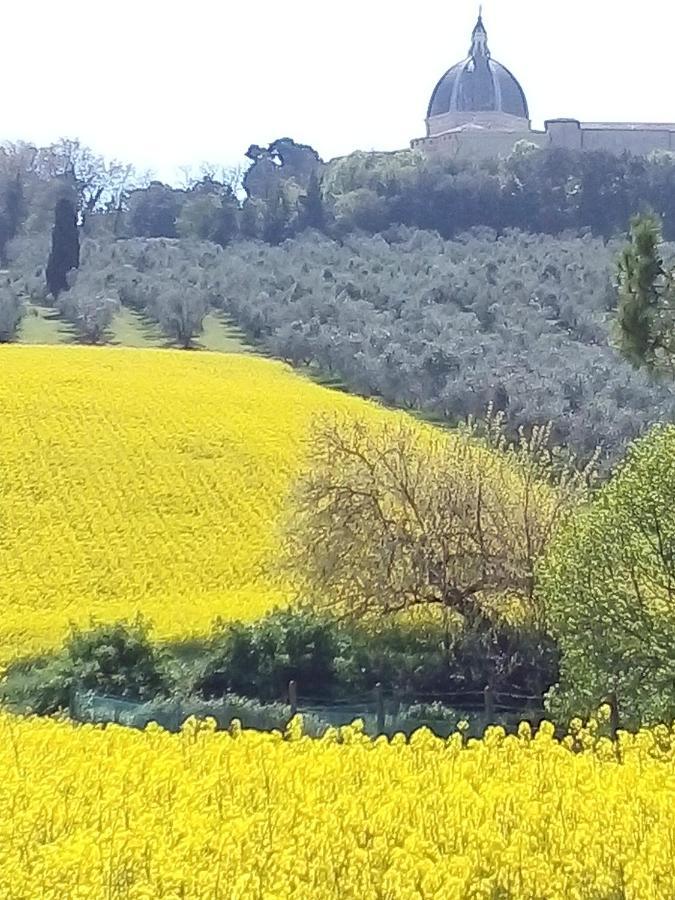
<box><xmin>616</xmin><ymin>213</ymin><xmax>674</xmax><ymax>371</ymax></box>
<box><xmin>34</xmin><ymin>138</ymin><xmax>137</xmax><ymax>222</ymax></box>
<box><xmin>0</xmin><ymin>173</ymin><xmax>24</xmax><ymax>265</ymax></box>
<box><xmin>57</xmin><ymin>268</ymin><xmax>119</xmax><ymax>344</ymax></box>
<box><xmin>281</xmin><ymin>414</ymin><xmax>584</xmax><ymax>627</ymax></box>
<box><xmin>176</xmin><ymin>181</ymin><xmax>239</xmax><ymax>246</ymax></box>
<box><xmin>261</xmin><ymin>186</ymin><xmax>291</xmax><ymax>246</ymax></box>
<box><xmin>153</xmin><ymin>287</ymin><xmax>207</xmax><ymax>348</ymax></box>
<box><xmin>539</xmin><ymin>424</ymin><xmax>675</xmax><ymax>726</ymax></box>
<box><xmin>243</xmin><ymin>138</ymin><xmax>323</xmax><ymax>201</ymax></box>
<box><xmin>299</xmin><ymin>171</ymin><xmax>325</xmax><ymax>232</ymax></box>
<box><xmin>46</xmin><ymin>197</ymin><xmax>79</xmax><ymax>299</ymax></box>
<box><xmin>127</xmin><ymin>181</ymin><xmax>184</xmax><ymax>238</ymax></box>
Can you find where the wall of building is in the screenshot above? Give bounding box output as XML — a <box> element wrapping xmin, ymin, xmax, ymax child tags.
<box><xmin>413</xmin><ymin>117</ymin><xmax>675</xmax><ymax>159</ymax></box>
<box><xmin>412</xmin><ymin>129</ymin><xmax>546</xmax><ymax>160</ymax></box>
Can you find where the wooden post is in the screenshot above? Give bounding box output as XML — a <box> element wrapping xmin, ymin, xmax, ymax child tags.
<box><xmin>483</xmin><ymin>685</ymin><xmax>495</xmax><ymax>722</ymax></box>
<box><xmin>606</xmin><ymin>692</ymin><xmax>620</xmax><ymax>740</ymax></box>
<box><xmin>288</xmin><ymin>680</ymin><xmax>298</xmax><ymax>718</ymax></box>
<box><xmin>375</xmin><ymin>682</ymin><xmax>385</xmax><ymax>735</ymax></box>
<box><xmin>68</xmin><ymin>681</ymin><xmax>78</xmax><ymax>720</ymax></box>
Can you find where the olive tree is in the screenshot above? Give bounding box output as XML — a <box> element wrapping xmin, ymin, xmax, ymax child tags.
<box><xmin>152</xmin><ymin>287</ymin><xmax>207</xmax><ymax>349</ymax></box>
<box><xmin>0</xmin><ymin>279</ymin><xmax>23</xmax><ymax>342</ymax></box>
<box><xmin>58</xmin><ymin>268</ymin><xmax>119</xmax><ymax>344</ymax></box>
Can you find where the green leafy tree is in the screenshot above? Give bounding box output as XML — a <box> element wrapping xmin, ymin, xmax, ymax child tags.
<box><xmin>616</xmin><ymin>213</ymin><xmax>674</xmax><ymax>370</ymax></box>
<box><xmin>539</xmin><ymin>424</ymin><xmax>675</xmax><ymax>727</ymax></box>
<box><xmin>127</xmin><ymin>181</ymin><xmax>184</xmax><ymax>238</ymax></box>
<box><xmin>176</xmin><ymin>187</ymin><xmax>238</xmax><ymax>246</ymax></box>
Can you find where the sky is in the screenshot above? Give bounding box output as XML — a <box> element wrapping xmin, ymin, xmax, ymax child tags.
<box><xmin>2</xmin><ymin>0</ymin><xmax>673</xmax><ymax>182</ymax></box>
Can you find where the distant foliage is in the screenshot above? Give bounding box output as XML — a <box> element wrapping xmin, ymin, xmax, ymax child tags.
<box><xmin>216</xmin><ymin>229</ymin><xmax>675</xmax><ymax>464</ymax></box>
<box><xmin>176</xmin><ymin>182</ymin><xmax>239</xmax><ymax>247</ymax></box>
<box><xmin>0</xmin><ymin>279</ymin><xmax>23</xmax><ymax>342</ymax></box>
<box><xmin>320</xmin><ymin>146</ymin><xmax>675</xmax><ymax>241</ymax></box>
<box><xmin>126</xmin><ymin>181</ymin><xmax>183</xmax><ymax>238</ymax></box>
<box><xmin>539</xmin><ymin>425</ymin><xmax>675</xmax><ymax>726</ymax></box>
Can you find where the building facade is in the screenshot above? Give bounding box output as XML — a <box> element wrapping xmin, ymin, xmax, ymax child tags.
<box><xmin>411</xmin><ymin>14</ymin><xmax>675</xmax><ymax>159</ymax></box>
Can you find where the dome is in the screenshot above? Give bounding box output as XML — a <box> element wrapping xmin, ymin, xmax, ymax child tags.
<box><xmin>427</xmin><ymin>14</ymin><xmax>529</xmax><ymax>121</ymax></box>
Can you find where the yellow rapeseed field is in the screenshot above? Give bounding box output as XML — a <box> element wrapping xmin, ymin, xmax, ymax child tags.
<box><xmin>0</xmin><ymin>345</ymin><xmax>384</xmax><ymax>664</ymax></box>
<box><xmin>0</xmin><ymin>712</ymin><xmax>672</xmax><ymax>899</ymax></box>
<box><xmin>1</xmin><ymin>345</ymin><xmax>673</xmax><ymax>899</ymax></box>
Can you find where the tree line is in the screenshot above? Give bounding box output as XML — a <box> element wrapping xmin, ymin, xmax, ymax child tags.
<box><xmin>6</xmin><ymin>137</ymin><xmax>675</xmax><ymax>260</ymax></box>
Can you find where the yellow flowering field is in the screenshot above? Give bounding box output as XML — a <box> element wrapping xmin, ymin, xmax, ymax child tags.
<box><xmin>0</xmin><ymin>345</ymin><xmax>673</xmax><ymax>899</ymax></box>
<box><xmin>0</xmin><ymin>712</ymin><xmax>671</xmax><ymax>899</ymax></box>
<box><xmin>0</xmin><ymin>345</ymin><xmax>386</xmax><ymax>664</ymax></box>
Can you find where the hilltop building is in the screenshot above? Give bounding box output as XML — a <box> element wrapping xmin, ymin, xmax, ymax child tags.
<box><xmin>411</xmin><ymin>13</ymin><xmax>675</xmax><ymax>159</ymax></box>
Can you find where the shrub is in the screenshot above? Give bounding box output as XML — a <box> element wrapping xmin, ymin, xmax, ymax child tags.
<box><xmin>65</xmin><ymin>617</ymin><xmax>173</xmax><ymax>701</ymax></box>
<box><xmin>197</xmin><ymin>609</ymin><xmax>339</xmax><ymax>701</ymax></box>
<box><xmin>539</xmin><ymin>424</ymin><xmax>675</xmax><ymax>727</ymax></box>
<box><xmin>195</xmin><ymin>608</ymin><xmax>556</xmax><ymax>707</ymax></box>
<box><xmin>1</xmin><ymin>618</ymin><xmax>174</xmax><ymax>715</ymax></box>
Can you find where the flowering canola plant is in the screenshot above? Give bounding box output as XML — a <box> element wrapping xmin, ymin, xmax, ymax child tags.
<box><xmin>0</xmin><ymin>345</ymin><xmax>392</xmax><ymax>663</ymax></box>
<box><xmin>0</xmin><ymin>712</ymin><xmax>672</xmax><ymax>899</ymax></box>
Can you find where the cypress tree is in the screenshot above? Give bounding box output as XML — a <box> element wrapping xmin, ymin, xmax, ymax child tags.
<box><xmin>46</xmin><ymin>197</ymin><xmax>80</xmax><ymax>299</ymax></box>
<box><xmin>301</xmin><ymin>171</ymin><xmax>325</xmax><ymax>231</ymax></box>
<box><xmin>616</xmin><ymin>213</ymin><xmax>667</xmax><ymax>370</ymax></box>
<box><xmin>262</xmin><ymin>186</ymin><xmax>290</xmax><ymax>246</ymax></box>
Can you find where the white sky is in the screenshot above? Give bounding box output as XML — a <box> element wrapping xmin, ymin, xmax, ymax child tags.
<box><xmin>2</xmin><ymin>0</ymin><xmax>672</xmax><ymax>182</ymax></box>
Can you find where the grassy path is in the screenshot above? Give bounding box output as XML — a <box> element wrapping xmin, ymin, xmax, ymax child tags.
<box><xmin>18</xmin><ymin>304</ymin><xmax>256</xmax><ymax>356</ymax></box>
<box><xmin>107</xmin><ymin>307</ymin><xmax>164</xmax><ymax>348</ymax></box>
<box><xmin>18</xmin><ymin>306</ymin><xmax>75</xmax><ymax>345</ymax></box>
<box><xmin>197</xmin><ymin>313</ymin><xmax>254</xmax><ymax>353</ymax></box>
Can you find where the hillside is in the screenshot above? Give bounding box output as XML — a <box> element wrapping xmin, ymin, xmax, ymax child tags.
<box><xmin>8</xmin><ymin>228</ymin><xmax>675</xmax><ymax>467</ymax></box>
<box><xmin>0</xmin><ymin>345</ymin><xmax>394</xmax><ymax>664</ymax></box>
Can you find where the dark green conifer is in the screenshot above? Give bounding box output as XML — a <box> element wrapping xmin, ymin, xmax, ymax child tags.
<box><xmin>46</xmin><ymin>197</ymin><xmax>80</xmax><ymax>298</ymax></box>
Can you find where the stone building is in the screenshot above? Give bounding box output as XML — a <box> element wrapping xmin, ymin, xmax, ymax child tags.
<box><xmin>411</xmin><ymin>12</ymin><xmax>675</xmax><ymax>159</ymax></box>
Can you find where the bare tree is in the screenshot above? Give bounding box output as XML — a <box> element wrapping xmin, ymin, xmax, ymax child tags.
<box><xmin>281</xmin><ymin>414</ymin><xmax>594</xmax><ymax>627</ymax></box>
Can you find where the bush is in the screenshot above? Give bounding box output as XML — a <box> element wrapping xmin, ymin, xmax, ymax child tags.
<box><xmin>195</xmin><ymin>608</ymin><xmax>556</xmax><ymax>707</ymax></box>
<box><xmin>65</xmin><ymin>617</ymin><xmax>172</xmax><ymax>701</ymax></box>
<box><xmin>197</xmin><ymin>609</ymin><xmax>339</xmax><ymax>702</ymax></box>
<box><xmin>2</xmin><ymin>617</ymin><xmax>174</xmax><ymax>715</ymax></box>
<box><xmin>539</xmin><ymin>424</ymin><xmax>675</xmax><ymax>727</ymax></box>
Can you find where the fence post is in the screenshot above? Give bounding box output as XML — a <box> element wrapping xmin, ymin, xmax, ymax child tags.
<box><xmin>605</xmin><ymin>692</ymin><xmax>620</xmax><ymax>740</ymax></box>
<box><xmin>375</xmin><ymin>682</ymin><xmax>385</xmax><ymax>735</ymax></box>
<box><xmin>68</xmin><ymin>682</ymin><xmax>78</xmax><ymax>720</ymax></box>
<box><xmin>288</xmin><ymin>680</ymin><xmax>298</xmax><ymax>718</ymax></box>
<box><xmin>483</xmin><ymin>685</ymin><xmax>495</xmax><ymax>723</ymax></box>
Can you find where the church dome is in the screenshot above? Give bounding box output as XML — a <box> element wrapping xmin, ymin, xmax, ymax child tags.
<box><xmin>427</xmin><ymin>14</ymin><xmax>529</xmax><ymax>121</ymax></box>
